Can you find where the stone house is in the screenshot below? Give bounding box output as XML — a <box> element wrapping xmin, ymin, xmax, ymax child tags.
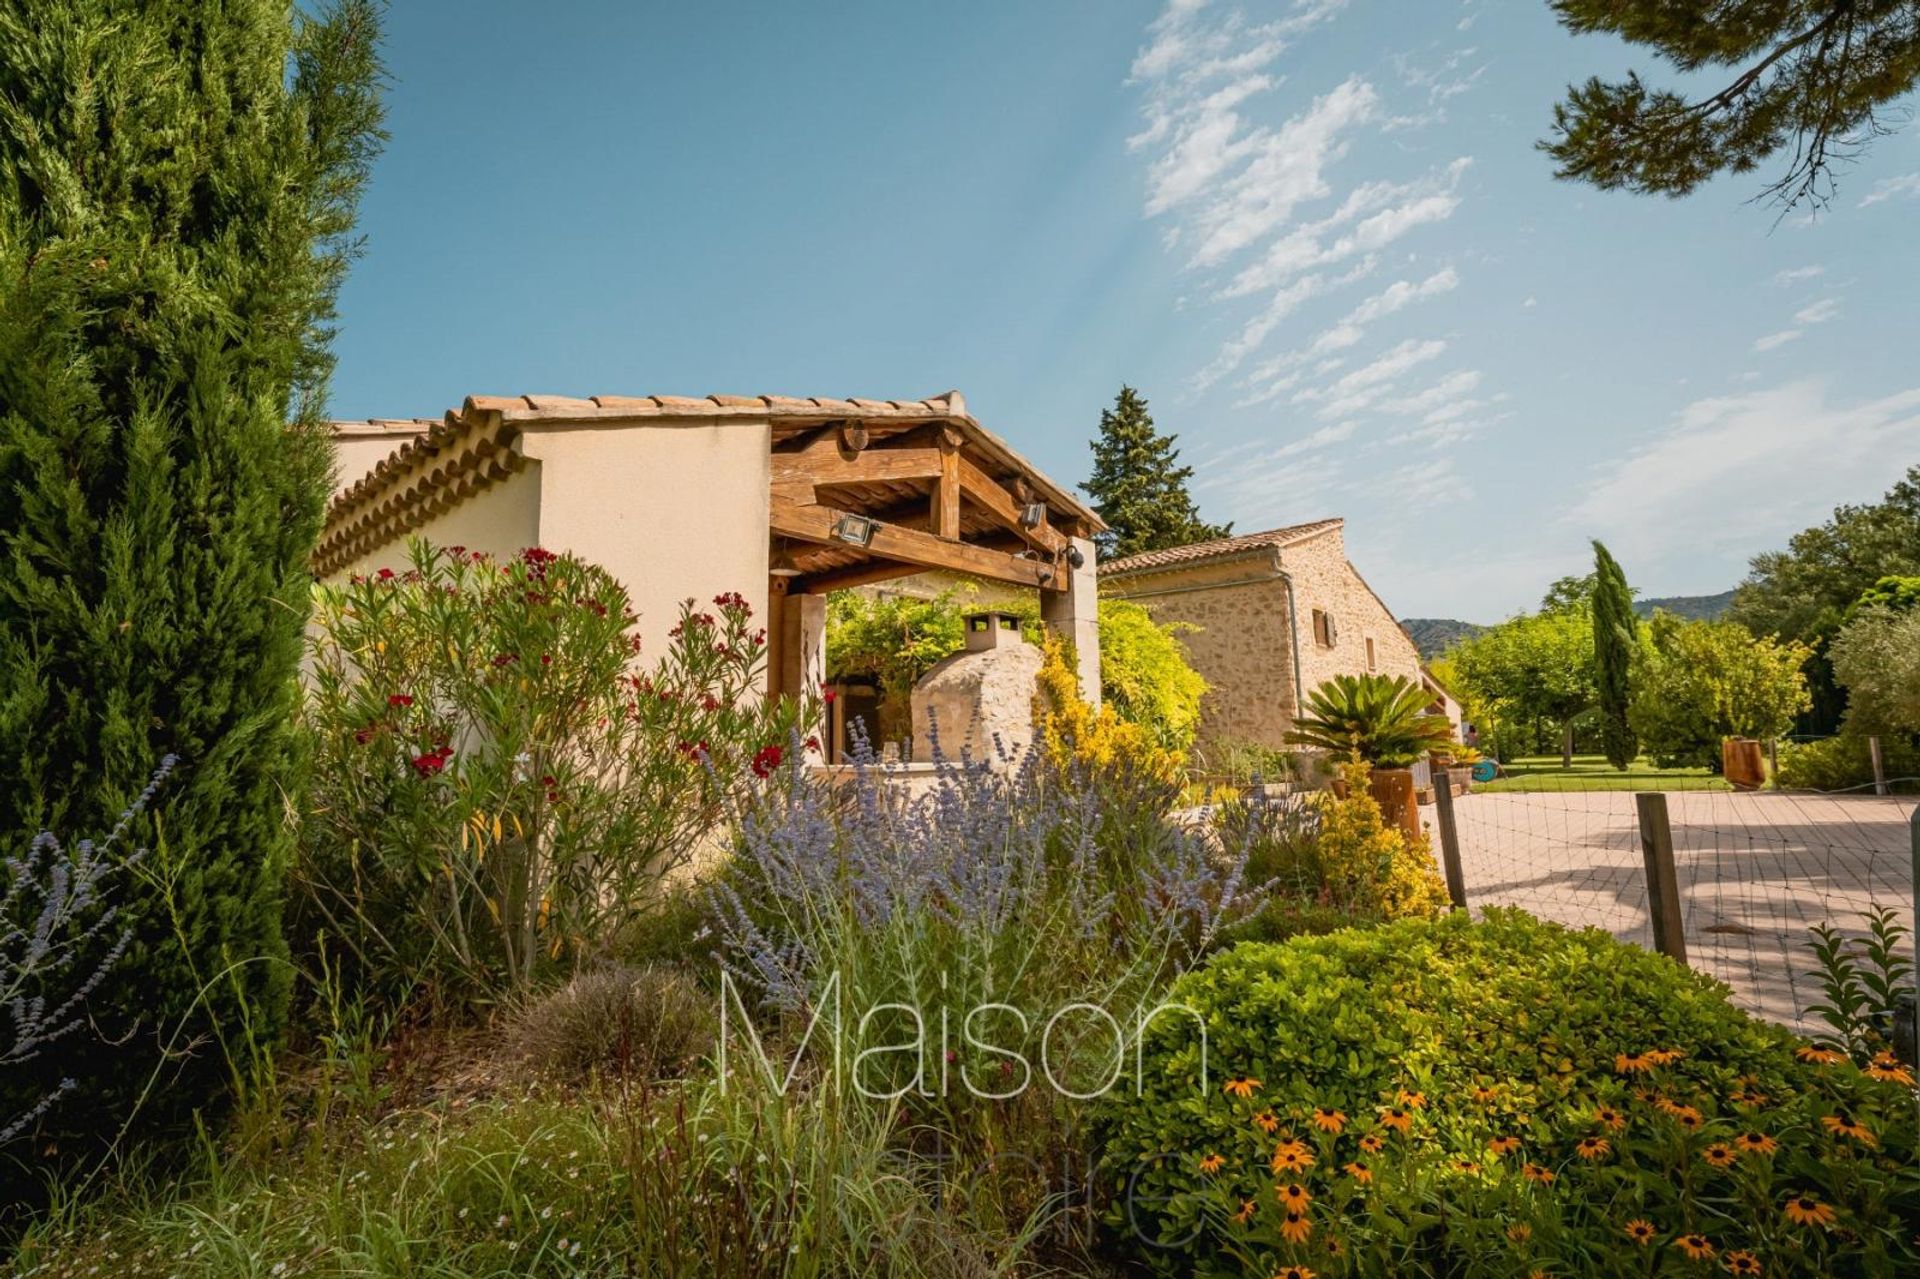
<box><xmin>1098</xmin><ymin>519</ymin><xmax>1459</xmax><ymax>759</ymax></box>
<box><xmin>321</xmin><ymin>390</ymin><xmax>1104</xmax><ymax>719</ymax></box>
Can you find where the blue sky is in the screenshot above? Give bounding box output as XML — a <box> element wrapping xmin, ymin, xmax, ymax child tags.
<box><xmin>331</xmin><ymin>0</ymin><xmax>1920</xmax><ymax>621</ymax></box>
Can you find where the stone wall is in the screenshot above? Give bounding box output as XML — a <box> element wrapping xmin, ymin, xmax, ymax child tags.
<box><xmin>1283</xmin><ymin>527</ymin><xmax>1428</xmax><ymax>704</ymax></box>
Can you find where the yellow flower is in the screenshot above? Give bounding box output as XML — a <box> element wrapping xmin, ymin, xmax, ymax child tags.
<box><xmin>1279</xmin><ymin>1206</ymin><xmax>1313</xmax><ymax>1244</ymax></box>
<box><xmin>1675</xmin><ymin>1233</ymin><xmax>1715</xmax><ymax>1261</ymax></box>
<box><xmin>1821</xmin><ymin>1112</ymin><xmax>1877</xmax><ymax>1146</ymax></box>
<box><xmin>1198</xmin><ymin>1152</ymin><xmax>1226</xmax><ymax>1175</ymax></box>
<box><xmin>1275</xmin><ymin>1182</ymin><xmax>1312</xmax><ymax>1209</ymax></box>
<box><xmin>1358</xmin><ymin>1133</ymin><xmax>1384</xmax><ymax>1154</ymax></box>
<box><xmin>1645</xmin><ymin>1048</ymin><xmax>1683</xmax><ymax>1066</ymax></box>
<box><xmin>1735</xmin><ymin>1131</ymin><xmax>1778</xmax><ymax>1158</ymax></box>
<box><xmin>1224</xmin><ymin>1076</ymin><xmax>1261</xmax><ymax>1098</ymax></box>
<box><xmin>1795</xmin><ymin>1044</ymin><xmax>1845</xmax><ymax>1065</ymax></box>
<box><xmin>1454</xmin><ymin>1160</ymin><xmax>1481</xmax><ymax>1174</ymax></box>
<box><xmin>1470</xmin><ymin>1084</ymin><xmax>1499</xmax><ymax>1103</ymax></box>
<box><xmin>1865</xmin><ymin>1061</ymin><xmax>1915</xmax><ymax>1086</ymax></box>
<box><xmin>1233</xmin><ymin>1199</ymin><xmax>1257</xmax><ymax>1225</ymax></box>
<box><xmin>1273</xmin><ymin>1267</ymin><xmax>1315</xmax><ymax>1279</ymax></box>
<box><xmin>1270</xmin><ymin>1140</ymin><xmax>1314</xmax><ymax>1174</ymax></box>
<box><xmin>1253</xmin><ymin>1110</ymin><xmax>1281</xmax><ymax>1134</ymax></box>
<box><xmin>1488</xmin><ymin>1135</ymin><xmax>1522</xmax><ymax>1157</ymax></box>
<box><xmin>1343</xmin><ymin>1160</ymin><xmax>1373</xmax><ymax>1185</ymax></box>
<box><xmin>1723</xmin><ymin>1250</ymin><xmax>1762</xmax><ymax>1276</ymax></box>
<box><xmin>1702</xmin><ymin>1143</ymin><xmax>1737</xmax><ymax>1169</ymax></box>
<box><xmin>1520</xmin><ymin>1163</ymin><xmax>1555</xmax><ymax>1185</ymax></box>
<box><xmin>1506</xmin><ymin>1224</ymin><xmax>1532</xmax><ymax>1243</ymax></box>
<box><xmin>1378</xmin><ymin>1106</ymin><xmax>1412</xmax><ymax>1133</ymax></box>
<box><xmin>1312</xmin><ymin>1107</ymin><xmax>1347</xmax><ymax>1134</ymax></box>
<box><xmin>1624</xmin><ymin>1219</ymin><xmax>1658</xmax><ymax>1246</ymax></box>
<box><xmin>1666</xmin><ymin>1104</ymin><xmax>1704</xmax><ymax>1130</ymax></box>
<box><xmin>1615</xmin><ymin>1051</ymin><xmax>1654</xmax><ymax>1074</ymax></box>
<box><xmin>1574</xmin><ymin>1136</ymin><xmax>1610</xmax><ymax>1161</ymax></box>
<box><xmin>1783</xmin><ymin>1196</ymin><xmax>1836</xmax><ymax>1228</ymax></box>
<box><xmin>1729</xmin><ymin>1085</ymin><xmax>1768</xmax><ymax>1108</ymax></box>
<box><xmin>1594</xmin><ymin>1106</ymin><xmax>1626</xmax><ymax>1131</ymax></box>
<box><xmin>1397</xmin><ymin>1089</ymin><xmax>1426</xmax><ymax>1109</ymax></box>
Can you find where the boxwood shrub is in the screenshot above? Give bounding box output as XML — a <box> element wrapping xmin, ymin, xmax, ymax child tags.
<box><xmin>1099</xmin><ymin>911</ymin><xmax>1918</xmax><ymax>1278</ymax></box>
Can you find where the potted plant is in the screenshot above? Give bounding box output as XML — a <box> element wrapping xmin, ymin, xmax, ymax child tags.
<box><xmin>1285</xmin><ymin>674</ymin><xmax>1455</xmax><ymax>840</ymax></box>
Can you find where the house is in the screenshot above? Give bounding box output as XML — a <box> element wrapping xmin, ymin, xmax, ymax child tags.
<box><xmin>1098</xmin><ymin>519</ymin><xmax>1459</xmax><ymax>758</ymax></box>
<box><xmin>320</xmin><ymin>390</ymin><xmax>1105</xmax><ymax>709</ymax></box>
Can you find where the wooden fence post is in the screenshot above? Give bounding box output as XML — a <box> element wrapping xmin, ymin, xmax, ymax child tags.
<box><xmin>1432</xmin><ymin>768</ymin><xmax>1468</xmax><ymax>912</ymax></box>
<box><xmin>1635</xmin><ymin>791</ymin><xmax>1688</xmax><ymax>965</ymax></box>
<box><xmin>1768</xmin><ymin>737</ymin><xmax>1780</xmax><ymax>791</ymax></box>
<box><xmin>1870</xmin><ymin>735</ymin><xmax>1888</xmax><ymax>796</ymax></box>
<box><xmin>1907</xmin><ymin>806</ymin><xmax>1919</xmax><ymax>1066</ymax></box>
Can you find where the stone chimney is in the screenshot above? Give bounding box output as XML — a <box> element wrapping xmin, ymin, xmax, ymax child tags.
<box><xmin>911</xmin><ymin>611</ymin><xmax>1043</xmax><ymax>765</ymax></box>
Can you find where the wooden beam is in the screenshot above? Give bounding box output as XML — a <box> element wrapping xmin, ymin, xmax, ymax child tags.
<box><xmin>933</xmin><ymin>433</ymin><xmax>962</xmax><ymax>539</ymax></box>
<box><xmin>839</xmin><ymin>422</ymin><xmax>869</xmax><ymax>453</ymax></box>
<box><xmin>771</xmin><ymin>500</ymin><xmax>1058</xmax><ymax>589</ymax></box>
<box><xmin>791</xmin><ymin>559</ymin><xmax>926</xmax><ymax>595</ymax></box>
<box><xmin>771</xmin><ymin>446</ymin><xmax>944</xmax><ymax>490</ymax></box>
<box><xmin>956</xmin><ymin>455</ymin><xmax>1063</xmax><ymax>554</ymax></box>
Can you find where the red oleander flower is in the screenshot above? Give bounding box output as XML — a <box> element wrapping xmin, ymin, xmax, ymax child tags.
<box><xmin>751</xmin><ymin>744</ymin><xmax>784</xmax><ymax>778</ymax></box>
<box><xmin>376</xmin><ymin>567</ymin><xmax>395</xmax><ymax>581</ymax></box>
<box><xmin>388</xmin><ymin>694</ymin><xmax>413</xmax><ymax>707</ymax></box>
<box><xmin>411</xmin><ymin>750</ymin><xmax>449</xmax><ymax>777</ymax></box>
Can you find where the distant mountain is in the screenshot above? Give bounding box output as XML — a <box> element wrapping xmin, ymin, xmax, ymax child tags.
<box><xmin>1402</xmin><ymin>617</ymin><xmax>1484</xmax><ymax>660</ymax></box>
<box><xmin>1636</xmin><ymin>590</ymin><xmax>1736</xmax><ymax>621</ymax></box>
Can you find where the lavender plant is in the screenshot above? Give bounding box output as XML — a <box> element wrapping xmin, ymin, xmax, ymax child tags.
<box><xmin>2</xmin><ymin>758</ymin><xmax>175</xmax><ymax>1146</ymax></box>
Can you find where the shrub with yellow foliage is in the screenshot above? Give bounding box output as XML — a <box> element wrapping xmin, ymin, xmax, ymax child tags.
<box><xmin>1034</xmin><ymin>636</ymin><xmax>1185</xmax><ymax>786</ymax></box>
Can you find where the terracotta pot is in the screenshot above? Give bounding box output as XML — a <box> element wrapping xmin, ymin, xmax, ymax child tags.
<box><xmin>1368</xmin><ymin>767</ymin><xmax>1421</xmax><ymax>843</ymax></box>
<box><xmin>1722</xmin><ymin>737</ymin><xmax>1765</xmax><ymax>791</ymax></box>
<box><xmin>1328</xmin><ymin>777</ymin><xmax>1350</xmax><ymax>800</ymax></box>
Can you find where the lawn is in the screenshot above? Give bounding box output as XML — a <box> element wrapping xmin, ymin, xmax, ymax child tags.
<box><xmin>1473</xmin><ymin>752</ymin><xmax>1734</xmax><ymax>793</ymax></box>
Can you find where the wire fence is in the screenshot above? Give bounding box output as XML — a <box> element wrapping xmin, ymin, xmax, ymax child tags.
<box><xmin>1436</xmin><ymin>781</ymin><xmax>1917</xmax><ymax>1035</ymax></box>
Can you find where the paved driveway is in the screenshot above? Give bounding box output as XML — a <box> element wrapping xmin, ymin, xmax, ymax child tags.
<box><xmin>1445</xmin><ymin>789</ymin><xmax>1916</xmax><ymax>1033</ymax></box>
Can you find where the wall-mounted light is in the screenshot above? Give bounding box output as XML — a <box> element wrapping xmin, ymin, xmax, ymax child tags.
<box><xmin>831</xmin><ymin>514</ymin><xmax>878</xmax><ymax>547</ymax></box>
<box><xmin>769</xmin><ymin>541</ymin><xmax>802</xmax><ymax>577</ymax></box>
<box><xmin>1018</xmin><ymin>501</ymin><xmax>1048</xmax><ymax>529</ymax></box>
<box><xmin>1064</xmin><ymin>544</ymin><xmax>1086</xmax><ymax>570</ymax></box>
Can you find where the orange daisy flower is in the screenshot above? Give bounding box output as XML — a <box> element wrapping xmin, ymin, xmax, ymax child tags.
<box><xmin>1594</xmin><ymin>1106</ymin><xmax>1626</xmax><ymax>1131</ymax></box>
<box><xmin>1471</xmin><ymin>1084</ymin><xmax>1499</xmax><ymax>1103</ymax></box>
<box><xmin>1224</xmin><ymin>1076</ymin><xmax>1261</xmax><ymax>1098</ymax></box>
<box><xmin>1343</xmin><ymin>1160</ymin><xmax>1373</xmax><ymax>1185</ymax></box>
<box><xmin>1198</xmin><ymin>1152</ymin><xmax>1226</xmax><ymax>1175</ymax></box>
<box><xmin>1821</xmin><ymin>1112</ymin><xmax>1878</xmax><ymax>1146</ymax></box>
<box><xmin>1736</xmin><ymin>1131</ymin><xmax>1778</xmax><ymax>1158</ymax></box>
<box><xmin>1279</xmin><ymin>1207</ymin><xmax>1312</xmax><ymax>1244</ymax></box>
<box><xmin>1397</xmin><ymin>1089</ymin><xmax>1426</xmax><ymax>1109</ymax></box>
<box><xmin>1575</xmin><ymin>1136</ymin><xmax>1611</xmax><ymax>1161</ymax></box>
<box><xmin>1623</xmin><ymin>1219</ymin><xmax>1658</xmax><ymax>1246</ymax></box>
<box><xmin>1233</xmin><ymin>1199</ymin><xmax>1257</xmax><ymax>1225</ymax></box>
<box><xmin>1521</xmin><ymin>1163</ymin><xmax>1556</xmax><ymax>1185</ymax></box>
<box><xmin>1275</xmin><ymin>1182</ymin><xmax>1312</xmax><ymax>1210</ymax></box>
<box><xmin>1645</xmin><ymin>1048</ymin><xmax>1684</xmax><ymax>1066</ymax></box>
<box><xmin>1270</xmin><ymin>1140</ymin><xmax>1315</xmax><ymax>1174</ymax></box>
<box><xmin>1723</xmin><ymin>1251</ymin><xmax>1762</xmax><ymax>1276</ymax></box>
<box><xmin>1783</xmin><ymin>1196</ymin><xmax>1836</xmax><ymax>1228</ymax></box>
<box><xmin>1729</xmin><ymin>1085</ymin><xmax>1769</xmax><ymax>1108</ymax></box>
<box><xmin>1454</xmin><ymin>1160</ymin><xmax>1482</xmax><ymax>1174</ymax></box>
<box><xmin>1702</xmin><ymin>1143</ymin><xmax>1737</xmax><ymax>1169</ymax></box>
<box><xmin>1507</xmin><ymin>1224</ymin><xmax>1532</xmax><ymax>1243</ymax></box>
<box><xmin>1488</xmin><ymin>1135</ymin><xmax>1522</xmax><ymax>1157</ymax></box>
<box><xmin>1312</xmin><ymin>1107</ymin><xmax>1347</xmax><ymax>1134</ymax></box>
<box><xmin>1794</xmin><ymin>1044</ymin><xmax>1845</xmax><ymax>1065</ymax></box>
<box><xmin>1358</xmin><ymin>1133</ymin><xmax>1384</xmax><ymax>1154</ymax></box>
<box><xmin>1378</xmin><ymin>1107</ymin><xmax>1413</xmax><ymax>1133</ymax></box>
<box><xmin>1273</xmin><ymin>1267</ymin><xmax>1315</xmax><ymax>1279</ymax></box>
<box><xmin>1615</xmin><ymin>1051</ymin><xmax>1654</xmax><ymax>1074</ymax></box>
<box><xmin>1666</xmin><ymin>1104</ymin><xmax>1704</xmax><ymax>1130</ymax></box>
<box><xmin>1253</xmin><ymin>1110</ymin><xmax>1281</xmax><ymax>1134</ymax></box>
<box><xmin>1675</xmin><ymin>1234</ymin><xmax>1714</xmax><ymax>1261</ymax></box>
<box><xmin>1865</xmin><ymin>1060</ymin><xmax>1915</xmax><ymax>1086</ymax></box>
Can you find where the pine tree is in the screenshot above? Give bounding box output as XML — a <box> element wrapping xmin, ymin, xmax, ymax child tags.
<box><xmin>1591</xmin><ymin>540</ymin><xmax>1639</xmax><ymax>771</ymax></box>
<box><xmin>0</xmin><ymin>0</ymin><xmax>385</xmax><ymax>1173</ymax></box>
<box><xmin>1082</xmin><ymin>386</ymin><xmax>1230</xmax><ymax>560</ymax></box>
<box><xmin>1542</xmin><ymin>2</ymin><xmax>1920</xmax><ymax>212</ymax></box>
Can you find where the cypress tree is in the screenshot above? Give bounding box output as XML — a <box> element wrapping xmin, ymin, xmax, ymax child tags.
<box><xmin>1591</xmin><ymin>540</ymin><xmax>1639</xmax><ymax>771</ymax></box>
<box><xmin>1082</xmin><ymin>386</ymin><xmax>1230</xmax><ymax>560</ymax></box>
<box><xmin>0</xmin><ymin>0</ymin><xmax>385</xmax><ymax>1175</ymax></box>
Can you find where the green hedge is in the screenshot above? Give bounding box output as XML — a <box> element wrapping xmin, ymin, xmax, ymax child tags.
<box><xmin>1099</xmin><ymin>911</ymin><xmax>1917</xmax><ymax>1277</ymax></box>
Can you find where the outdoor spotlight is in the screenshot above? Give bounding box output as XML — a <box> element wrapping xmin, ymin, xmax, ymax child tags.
<box><xmin>1064</xmin><ymin>544</ymin><xmax>1086</xmax><ymax>570</ymax></box>
<box><xmin>1018</xmin><ymin>501</ymin><xmax>1048</xmax><ymax>529</ymax></box>
<box><xmin>830</xmin><ymin>514</ymin><xmax>878</xmax><ymax>547</ymax></box>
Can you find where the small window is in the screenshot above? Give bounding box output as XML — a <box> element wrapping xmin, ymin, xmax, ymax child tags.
<box><xmin>1366</xmin><ymin>636</ymin><xmax>1376</xmax><ymax>670</ymax></box>
<box><xmin>1312</xmin><ymin>608</ymin><xmax>1337</xmax><ymax>647</ymax></box>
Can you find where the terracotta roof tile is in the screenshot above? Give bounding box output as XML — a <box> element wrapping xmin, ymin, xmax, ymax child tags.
<box><xmin>1099</xmin><ymin>518</ymin><xmax>1343</xmax><ymax>577</ymax></box>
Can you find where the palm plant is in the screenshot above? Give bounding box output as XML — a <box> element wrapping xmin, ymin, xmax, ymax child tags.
<box><xmin>1284</xmin><ymin>674</ymin><xmax>1455</xmax><ymax>768</ymax></box>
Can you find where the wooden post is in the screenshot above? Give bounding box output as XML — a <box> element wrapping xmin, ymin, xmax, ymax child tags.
<box><xmin>1870</xmin><ymin>735</ymin><xmax>1888</xmax><ymax>796</ymax></box>
<box><xmin>1768</xmin><ymin>737</ymin><xmax>1780</xmax><ymax>790</ymax></box>
<box><xmin>1635</xmin><ymin>792</ymin><xmax>1687</xmax><ymax>964</ymax></box>
<box><xmin>1908</xmin><ymin>806</ymin><xmax>1920</xmax><ymax>1065</ymax></box>
<box><xmin>1432</xmin><ymin>768</ymin><xmax>1468</xmax><ymax>912</ymax></box>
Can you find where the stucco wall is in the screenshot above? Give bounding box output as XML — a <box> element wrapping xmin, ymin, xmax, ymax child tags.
<box><xmin>331</xmin><ymin>428</ymin><xmax>430</xmax><ymax>498</ymax></box>
<box><xmin>333</xmin><ymin>465</ymin><xmax>543</xmax><ymax>580</ymax></box>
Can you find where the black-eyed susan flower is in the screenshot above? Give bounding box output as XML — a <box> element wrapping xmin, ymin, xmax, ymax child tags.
<box><xmin>1615</xmin><ymin>1051</ymin><xmax>1654</xmax><ymax>1074</ymax></box>
<box><xmin>1506</xmin><ymin>1224</ymin><xmax>1532</xmax><ymax>1243</ymax></box>
<box><xmin>1224</xmin><ymin>1076</ymin><xmax>1261</xmax><ymax>1098</ymax></box>
<box><xmin>1865</xmin><ymin>1056</ymin><xmax>1915</xmax><ymax>1086</ymax></box>
<box><xmin>1343</xmin><ymin>1160</ymin><xmax>1373</xmax><ymax>1185</ymax></box>
<box><xmin>1233</xmin><ymin>1199</ymin><xmax>1257</xmax><ymax>1225</ymax></box>
<box><xmin>1675</xmin><ymin>1234</ymin><xmax>1715</xmax><ymax>1261</ymax></box>
<box><xmin>1735</xmin><ymin>1131</ymin><xmax>1778</xmax><ymax>1158</ymax></box>
<box><xmin>1594</xmin><ymin>1106</ymin><xmax>1626</xmax><ymax>1131</ymax></box>
<box><xmin>1358</xmin><ymin>1133</ymin><xmax>1384</xmax><ymax>1154</ymax></box>
<box><xmin>1312</xmin><ymin>1107</ymin><xmax>1347</xmax><ymax>1134</ymax></box>
<box><xmin>1198</xmin><ymin>1152</ymin><xmax>1226</xmax><ymax>1175</ymax></box>
<box><xmin>1273</xmin><ymin>1266</ymin><xmax>1315</xmax><ymax>1279</ymax></box>
<box><xmin>1270</xmin><ymin>1140</ymin><xmax>1314</xmax><ymax>1174</ymax></box>
<box><xmin>1821</xmin><ymin>1112</ymin><xmax>1877</xmax><ymax>1146</ymax></box>
<box><xmin>1702</xmin><ymin>1143</ymin><xmax>1737</xmax><ymax>1169</ymax></box>
<box><xmin>1521</xmin><ymin>1163</ymin><xmax>1556</xmax><ymax>1185</ymax></box>
<box><xmin>1575</xmin><ymin>1136</ymin><xmax>1610</xmax><ymax>1160</ymax></box>
<box><xmin>1275</xmin><ymin>1182</ymin><xmax>1312</xmax><ymax>1210</ymax></box>
<box><xmin>1795</xmin><ymin>1044</ymin><xmax>1845</xmax><ymax>1065</ymax></box>
<box><xmin>1280</xmin><ymin>1206</ymin><xmax>1312</xmax><ymax>1243</ymax></box>
<box><xmin>1645</xmin><ymin>1048</ymin><xmax>1683</xmax><ymax>1066</ymax></box>
<box><xmin>1624</xmin><ymin>1219</ymin><xmax>1657</xmax><ymax>1246</ymax></box>
<box><xmin>1471</xmin><ymin>1084</ymin><xmax>1498</xmax><ymax>1103</ymax></box>
<box><xmin>1723</xmin><ymin>1250</ymin><xmax>1762</xmax><ymax>1276</ymax></box>
<box><xmin>1454</xmin><ymin>1159</ymin><xmax>1481</xmax><ymax>1174</ymax></box>
<box><xmin>1378</xmin><ymin>1107</ymin><xmax>1412</xmax><ymax>1133</ymax></box>
<box><xmin>1253</xmin><ymin>1109</ymin><xmax>1281</xmax><ymax>1134</ymax></box>
<box><xmin>1729</xmin><ymin>1084</ymin><xmax>1769</xmax><ymax>1108</ymax></box>
<box><xmin>1488</xmin><ymin>1135</ymin><xmax>1522</xmax><ymax>1157</ymax></box>
<box><xmin>1397</xmin><ymin>1089</ymin><xmax>1426</xmax><ymax>1109</ymax></box>
<box><xmin>1783</xmin><ymin>1196</ymin><xmax>1836</xmax><ymax>1228</ymax></box>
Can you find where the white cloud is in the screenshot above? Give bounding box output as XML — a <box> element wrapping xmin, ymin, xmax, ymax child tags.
<box><xmin>1239</xmin><ymin>267</ymin><xmax>1458</xmax><ymax>401</ymax></box>
<box><xmin>1298</xmin><ymin>337</ymin><xmax>1447</xmax><ymax>417</ymax></box>
<box><xmin>1566</xmin><ymin>380</ymin><xmax>1920</xmax><ymax>563</ymax></box>
<box><xmin>1193</xmin><ymin>257</ymin><xmax>1377</xmax><ymax>392</ymax></box>
<box><xmin>1859</xmin><ymin>173</ymin><xmax>1920</xmax><ymax>207</ymax></box>
<box><xmin>1752</xmin><ymin>329</ymin><xmax>1802</xmax><ymax>352</ymax></box>
<box><xmin>1377</xmin><ymin>368</ymin><xmax>1483</xmax><ymax>417</ymax></box>
<box><xmin>1768</xmin><ymin>265</ymin><xmax>1824</xmax><ymax>286</ymax></box>
<box><xmin>1794</xmin><ymin>297</ymin><xmax>1840</xmax><ymax>325</ymax></box>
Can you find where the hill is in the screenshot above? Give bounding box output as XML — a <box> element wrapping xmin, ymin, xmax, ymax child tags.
<box><xmin>1635</xmin><ymin>590</ymin><xmax>1736</xmax><ymax>621</ymax></box>
<box><xmin>1402</xmin><ymin>617</ymin><xmax>1484</xmax><ymax>659</ymax></box>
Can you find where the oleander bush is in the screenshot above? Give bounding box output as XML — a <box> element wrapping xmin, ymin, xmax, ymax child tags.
<box><xmin>297</xmin><ymin>541</ymin><xmax>816</xmax><ymax>1007</ymax></box>
<box><xmin>1100</xmin><ymin>911</ymin><xmax>1919</xmax><ymax>1278</ymax></box>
